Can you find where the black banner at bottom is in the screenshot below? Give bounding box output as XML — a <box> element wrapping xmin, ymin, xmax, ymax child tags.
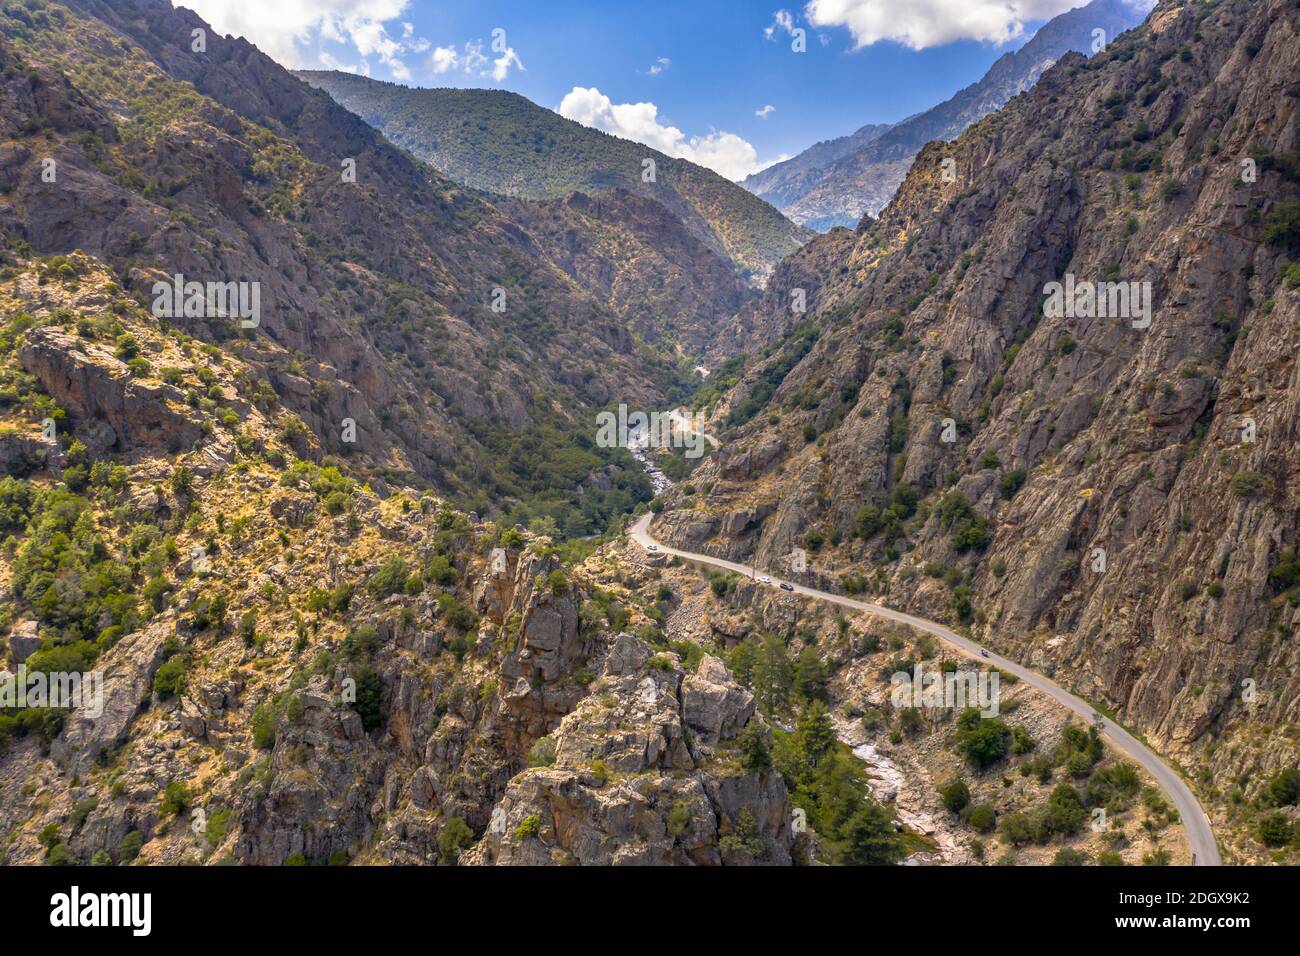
<box><xmin>1</xmin><ymin>863</ymin><xmax>1279</xmax><ymax>943</ymax></box>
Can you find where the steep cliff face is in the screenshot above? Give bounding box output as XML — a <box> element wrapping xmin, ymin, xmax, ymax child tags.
<box><xmin>657</xmin><ymin>0</ymin><xmax>1300</xmax><ymax>855</ymax></box>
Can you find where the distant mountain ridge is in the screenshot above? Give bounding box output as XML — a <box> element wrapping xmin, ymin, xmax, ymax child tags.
<box><xmin>294</xmin><ymin>72</ymin><xmax>811</xmax><ymax>284</ymax></box>
<box><xmin>746</xmin><ymin>0</ymin><xmax>1149</xmax><ymax>229</ymax></box>
<box><xmin>740</xmin><ymin>121</ymin><xmax>893</xmax><ymax>213</ymax></box>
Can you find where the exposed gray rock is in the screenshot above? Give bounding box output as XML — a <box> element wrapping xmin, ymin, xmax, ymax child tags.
<box><xmin>8</xmin><ymin>620</ymin><xmax>41</xmax><ymax>663</ymax></box>
<box><xmin>682</xmin><ymin>655</ymin><xmax>755</xmax><ymax>746</ymax></box>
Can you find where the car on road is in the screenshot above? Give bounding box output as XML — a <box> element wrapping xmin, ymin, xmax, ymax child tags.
<box><xmin>757</xmin><ymin>575</ymin><xmax>771</xmax><ymax>584</ymax></box>
<box><xmin>979</xmin><ymin>648</ymin><xmax>989</xmax><ymax>658</ymax></box>
<box><xmin>779</xmin><ymin>582</ymin><xmax>795</xmax><ymax>591</ymax></box>
<box><xmin>646</xmin><ymin>544</ymin><xmax>657</xmax><ymax>551</ymax></box>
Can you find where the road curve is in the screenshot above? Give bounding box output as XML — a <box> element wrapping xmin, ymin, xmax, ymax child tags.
<box><xmin>630</xmin><ymin>512</ymin><xmax>1221</xmax><ymax>866</ymax></box>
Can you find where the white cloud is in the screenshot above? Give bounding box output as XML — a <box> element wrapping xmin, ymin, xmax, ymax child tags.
<box><xmin>755</xmin><ymin>104</ymin><xmax>776</xmax><ymax>119</ymax></box>
<box><xmin>764</xmin><ymin>9</ymin><xmax>797</xmax><ymax>40</ymax></box>
<box><xmin>804</xmin><ymin>0</ymin><xmax>1099</xmax><ymax>50</ymax></box>
<box><xmin>646</xmin><ymin>56</ymin><xmax>671</xmax><ymax>76</ymax></box>
<box><xmin>490</xmin><ymin>46</ymin><xmax>525</xmax><ymax>82</ymax></box>
<box><xmin>423</xmin><ymin>38</ymin><xmax>523</xmax><ymax>82</ymax></box>
<box><xmin>557</xmin><ymin>86</ymin><xmax>778</xmax><ymax>181</ymax></box>
<box><xmin>183</xmin><ymin>0</ymin><xmax>425</xmax><ymax>76</ymax></box>
<box><xmin>180</xmin><ymin>2</ymin><xmax>524</xmax><ymax>82</ymax></box>
<box><xmin>461</xmin><ymin>39</ymin><xmax>489</xmax><ymax>74</ymax></box>
<box><xmin>430</xmin><ymin>45</ymin><xmax>458</xmax><ymax>74</ymax></box>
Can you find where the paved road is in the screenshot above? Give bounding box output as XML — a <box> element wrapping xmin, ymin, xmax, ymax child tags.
<box><xmin>630</xmin><ymin>512</ymin><xmax>1221</xmax><ymax>866</ymax></box>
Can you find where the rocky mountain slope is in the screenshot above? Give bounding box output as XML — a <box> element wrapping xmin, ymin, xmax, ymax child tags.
<box><xmin>0</xmin><ymin>0</ymin><xmax>755</xmax><ymax>536</ymax></box>
<box><xmin>656</xmin><ymin>0</ymin><xmax>1300</xmax><ymax>862</ymax></box>
<box><xmin>753</xmin><ymin>0</ymin><xmax>1150</xmax><ymax>229</ymax></box>
<box><xmin>741</xmin><ymin>122</ymin><xmax>893</xmax><ymax>217</ymax></box>
<box><xmin>294</xmin><ymin>72</ymin><xmax>811</xmax><ymax>284</ymax></box>
<box><xmin>498</xmin><ymin>189</ymin><xmax>749</xmax><ymax>358</ymax></box>
<box><xmin>0</xmin><ymin>256</ymin><xmax>799</xmax><ymax>865</ymax></box>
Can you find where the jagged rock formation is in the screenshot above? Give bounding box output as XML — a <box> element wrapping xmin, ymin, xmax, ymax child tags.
<box><xmin>741</xmin><ymin>122</ymin><xmax>893</xmax><ymax>218</ymax></box>
<box><xmin>464</xmin><ymin>634</ymin><xmax>790</xmax><ymax>865</ymax></box>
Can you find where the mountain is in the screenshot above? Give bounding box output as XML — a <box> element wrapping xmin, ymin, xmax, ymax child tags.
<box><xmin>653</xmin><ymin>0</ymin><xmax>1300</xmax><ymax>862</ymax></box>
<box><xmin>740</xmin><ymin>121</ymin><xmax>893</xmax><ymax>218</ymax></box>
<box><xmin>0</xmin><ymin>0</ymin><xmax>801</xmax><ymax>867</ymax></box>
<box><xmin>294</xmin><ymin>72</ymin><xmax>812</xmax><ymax>284</ymax></box>
<box><xmin>749</xmin><ymin>0</ymin><xmax>1150</xmax><ymax>229</ymax></box>
<box><xmin>0</xmin><ymin>0</ymin><xmax>769</xmax><ymax>538</ymax></box>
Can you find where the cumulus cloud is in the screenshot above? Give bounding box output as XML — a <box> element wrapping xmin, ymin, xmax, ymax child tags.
<box><xmin>755</xmin><ymin>104</ymin><xmax>776</xmax><ymax>119</ymax></box>
<box><xmin>557</xmin><ymin>86</ymin><xmax>779</xmax><ymax>181</ymax></box>
<box><xmin>430</xmin><ymin>45</ymin><xmax>458</xmax><ymax>74</ymax></box>
<box><xmin>183</xmin><ymin>0</ymin><xmax>424</xmax><ymax>75</ymax></box>
<box><xmin>181</xmin><ymin>2</ymin><xmax>524</xmax><ymax>82</ymax></box>
<box><xmin>804</xmin><ymin>0</ymin><xmax>1101</xmax><ymax>50</ymax></box>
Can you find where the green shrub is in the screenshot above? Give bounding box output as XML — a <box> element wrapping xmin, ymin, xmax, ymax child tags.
<box><xmin>351</xmin><ymin>664</ymin><xmax>383</xmax><ymax>730</ymax></box>
<box><xmin>527</xmin><ymin>735</ymin><xmax>556</xmax><ymax>768</ymax></box>
<box><xmin>1264</xmin><ymin>768</ymin><xmax>1300</xmax><ymax>807</ymax></box>
<box><xmin>367</xmin><ymin>556</ymin><xmax>410</xmax><ymax>600</ymax></box>
<box><xmin>438</xmin><ymin>817</ymin><xmax>474</xmax><ymax>863</ymax></box>
<box><xmin>666</xmin><ymin>800</ymin><xmax>693</xmax><ymax>839</ymax></box>
<box><xmin>251</xmin><ymin>702</ymin><xmax>277</xmax><ymax>750</ymax></box>
<box><xmin>1257</xmin><ymin>812</ymin><xmax>1292</xmax><ymax>847</ymax></box>
<box><xmin>1230</xmin><ymin>471</ymin><xmax>1270</xmax><ymax>498</ymax></box>
<box><xmin>955</xmin><ymin>709</ymin><xmax>1009</xmax><ymax>768</ymax></box>
<box><xmin>152</xmin><ymin>655</ymin><xmax>186</xmax><ymax>699</ymax></box>
<box><xmin>159</xmin><ymin>781</ymin><xmax>191</xmax><ymax>816</ymax></box>
<box><xmin>965</xmin><ymin>803</ymin><xmax>996</xmax><ymax>833</ymax></box>
<box><xmin>117</xmin><ymin>830</ymin><xmax>144</xmax><ymax>864</ymax></box>
<box><xmin>939</xmin><ymin>778</ymin><xmax>970</xmax><ymax>813</ymax></box>
<box><xmin>513</xmin><ymin>814</ymin><xmax>542</xmax><ymax>841</ymax></box>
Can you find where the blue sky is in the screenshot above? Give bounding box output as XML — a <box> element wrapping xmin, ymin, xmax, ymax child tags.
<box><xmin>182</xmin><ymin>1</ymin><xmax>1106</xmax><ymax>179</ymax></box>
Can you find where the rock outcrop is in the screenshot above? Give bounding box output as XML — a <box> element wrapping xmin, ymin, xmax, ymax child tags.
<box><xmin>464</xmin><ymin>634</ymin><xmax>792</xmax><ymax>866</ymax></box>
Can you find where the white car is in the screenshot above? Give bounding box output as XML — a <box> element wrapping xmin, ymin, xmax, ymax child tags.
<box><xmin>757</xmin><ymin>575</ymin><xmax>771</xmax><ymax>584</ymax></box>
<box><xmin>646</xmin><ymin>544</ymin><xmax>658</xmax><ymax>551</ymax></box>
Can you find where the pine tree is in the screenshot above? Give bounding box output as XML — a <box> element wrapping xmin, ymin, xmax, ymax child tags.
<box><xmin>737</xmin><ymin>721</ymin><xmax>771</xmax><ymax>771</ymax></box>
<box><xmin>794</xmin><ymin>646</ymin><xmax>828</xmax><ymax>702</ymax></box>
<box><xmin>796</xmin><ymin>699</ymin><xmax>836</xmax><ymax>768</ymax></box>
<box><xmin>751</xmin><ymin>635</ymin><xmax>793</xmax><ymax>713</ymax></box>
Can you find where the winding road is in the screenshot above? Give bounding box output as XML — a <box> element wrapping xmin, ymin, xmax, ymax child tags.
<box><xmin>630</xmin><ymin>512</ymin><xmax>1221</xmax><ymax>866</ymax></box>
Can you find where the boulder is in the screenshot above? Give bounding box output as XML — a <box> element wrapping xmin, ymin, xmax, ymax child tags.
<box><xmin>8</xmin><ymin>620</ymin><xmax>42</xmax><ymax>663</ymax></box>
<box><xmin>682</xmin><ymin>655</ymin><xmax>755</xmax><ymax>745</ymax></box>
